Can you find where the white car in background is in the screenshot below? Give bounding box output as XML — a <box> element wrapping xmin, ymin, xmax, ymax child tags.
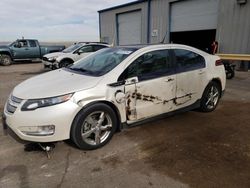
<box><xmin>42</xmin><ymin>42</ymin><xmax>109</xmax><ymax>69</ymax></box>
<box><xmin>3</xmin><ymin>44</ymin><xmax>226</xmax><ymax>150</ymax></box>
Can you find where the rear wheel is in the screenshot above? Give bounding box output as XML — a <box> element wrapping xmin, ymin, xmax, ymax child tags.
<box><xmin>70</xmin><ymin>103</ymin><xmax>117</xmax><ymax>150</ymax></box>
<box><xmin>0</xmin><ymin>54</ymin><xmax>12</xmax><ymax>66</ymax></box>
<box><xmin>200</xmin><ymin>82</ymin><xmax>221</xmax><ymax>112</ymax></box>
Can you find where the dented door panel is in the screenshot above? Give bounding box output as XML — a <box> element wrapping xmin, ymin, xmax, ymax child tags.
<box><xmin>125</xmin><ymin>75</ymin><xmax>176</xmax><ymax>123</ymax></box>
<box><xmin>175</xmin><ymin>69</ymin><xmax>206</xmax><ymax>107</ymax></box>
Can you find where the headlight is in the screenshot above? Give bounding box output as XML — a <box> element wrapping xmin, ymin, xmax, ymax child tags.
<box><xmin>21</xmin><ymin>93</ymin><xmax>73</xmax><ymax>111</ymax></box>
<box><xmin>48</xmin><ymin>56</ymin><xmax>58</xmax><ymax>62</ymax></box>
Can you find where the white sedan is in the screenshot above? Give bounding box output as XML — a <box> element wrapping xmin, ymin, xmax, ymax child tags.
<box><xmin>42</xmin><ymin>43</ymin><xmax>109</xmax><ymax>69</ymax></box>
<box><xmin>3</xmin><ymin>44</ymin><xmax>226</xmax><ymax>150</ymax></box>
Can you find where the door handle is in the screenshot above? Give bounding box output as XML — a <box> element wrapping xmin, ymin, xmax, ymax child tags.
<box><xmin>25</xmin><ymin>48</ymin><xmax>29</xmax><ymax>50</ymax></box>
<box><xmin>164</xmin><ymin>78</ymin><xmax>174</xmax><ymax>82</ymax></box>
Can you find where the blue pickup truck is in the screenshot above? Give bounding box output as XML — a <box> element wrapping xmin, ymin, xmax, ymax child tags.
<box><xmin>0</xmin><ymin>39</ymin><xmax>65</xmax><ymax>65</ymax></box>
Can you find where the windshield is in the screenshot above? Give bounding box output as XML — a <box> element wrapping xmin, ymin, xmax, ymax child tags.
<box><xmin>67</xmin><ymin>47</ymin><xmax>137</xmax><ymax>76</ymax></box>
<box><xmin>63</xmin><ymin>44</ymin><xmax>82</xmax><ymax>53</ymax></box>
<box><xmin>8</xmin><ymin>41</ymin><xmax>17</xmax><ymax>46</ymax></box>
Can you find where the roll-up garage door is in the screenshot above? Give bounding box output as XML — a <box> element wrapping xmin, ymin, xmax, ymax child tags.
<box><xmin>170</xmin><ymin>0</ymin><xmax>219</xmax><ymax>32</ymax></box>
<box><xmin>117</xmin><ymin>10</ymin><xmax>142</xmax><ymax>45</ymax></box>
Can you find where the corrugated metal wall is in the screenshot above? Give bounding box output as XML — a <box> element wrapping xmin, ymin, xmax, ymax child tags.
<box><xmin>216</xmin><ymin>0</ymin><xmax>250</xmax><ymax>54</ymax></box>
<box><xmin>99</xmin><ymin>0</ymin><xmax>250</xmax><ymax>54</ymax></box>
<box><xmin>149</xmin><ymin>0</ymin><xmax>169</xmax><ymax>43</ymax></box>
<box><xmin>99</xmin><ymin>2</ymin><xmax>148</xmax><ymax>44</ymax></box>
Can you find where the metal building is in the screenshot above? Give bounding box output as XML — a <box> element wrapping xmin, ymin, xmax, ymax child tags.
<box><xmin>98</xmin><ymin>0</ymin><xmax>250</xmax><ymax>54</ymax></box>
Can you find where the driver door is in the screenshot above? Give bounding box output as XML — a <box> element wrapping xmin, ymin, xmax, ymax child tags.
<box><xmin>10</xmin><ymin>40</ymin><xmax>30</xmax><ymax>59</ymax></box>
<box><xmin>121</xmin><ymin>49</ymin><xmax>176</xmax><ymax>123</ymax></box>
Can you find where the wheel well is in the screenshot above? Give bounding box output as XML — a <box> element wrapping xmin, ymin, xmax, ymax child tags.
<box><xmin>0</xmin><ymin>52</ymin><xmax>12</xmax><ymax>60</ymax></box>
<box><xmin>60</xmin><ymin>58</ymin><xmax>74</xmax><ymax>64</ymax></box>
<box><xmin>211</xmin><ymin>78</ymin><xmax>222</xmax><ymax>96</ymax></box>
<box><xmin>77</xmin><ymin>101</ymin><xmax>122</xmax><ymax>132</ymax></box>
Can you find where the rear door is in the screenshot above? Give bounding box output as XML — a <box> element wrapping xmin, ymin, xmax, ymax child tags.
<box><xmin>119</xmin><ymin>49</ymin><xmax>176</xmax><ymax>122</ymax></box>
<box><xmin>27</xmin><ymin>40</ymin><xmax>40</xmax><ymax>58</ymax></box>
<box><xmin>172</xmin><ymin>48</ymin><xmax>206</xmax><ymax>108</ymax></box>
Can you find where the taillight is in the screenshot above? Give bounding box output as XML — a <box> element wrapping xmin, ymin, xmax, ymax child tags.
<box><xmin>215</xmin><ymin>59</ymin><xmax>223</xmax><ymax>66</ymax></box>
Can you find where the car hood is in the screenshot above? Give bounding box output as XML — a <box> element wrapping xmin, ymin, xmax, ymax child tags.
<box><xmin>12</xmin><ymin>69</ymin><xmax>103</xmax><ymax>99</ymax></box>
<box><xmin>43</xmin><ymin>52</ymin><xmax>64</xmax><ymax>58</ymax></box>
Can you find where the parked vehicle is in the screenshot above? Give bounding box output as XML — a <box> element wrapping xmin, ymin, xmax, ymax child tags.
<box><xmin>223</xmin><ymin>61</ymin><xmax>236</xmax><ymax>79</ymax></box>
<box><xmin>42</xmin><ymin>42</ymin><xmax>109</xmax><ymax>69</ymax></box>
<box><xmin>0</xmin><ymin>39</ymin><xmax>65</xmax><ymax>66</ymax></box>
<box><xmin>3</xmin><ymin>44</ymin><xmax>226</xmax><ymax>150</ymax></box>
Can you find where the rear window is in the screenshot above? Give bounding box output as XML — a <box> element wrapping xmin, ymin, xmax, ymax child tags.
<box><xmin>173</xmin><ymin>49</ymin><xmax>205</xmax><ymax>72</ymax></box>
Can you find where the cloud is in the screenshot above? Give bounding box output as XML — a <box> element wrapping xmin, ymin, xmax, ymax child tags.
<box><xmin>0</xmin><ymin>0</ymin><xmax>131</xmax><ymax>42</ymax></box>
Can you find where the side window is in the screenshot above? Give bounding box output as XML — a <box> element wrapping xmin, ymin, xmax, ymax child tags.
<box><xmin>118</xmin><ymin>50</ymin><xmax>173</xmax><ymax>81</ymax></box>
<box><xmin>29</xmin><ymin>40</ymin><xmax>37</xmax><ymax>47</ymax></box>
<box><xmin>78</xmin><ymin>46</ymin><xmax>93</xmax><ymax>53</ymax></box>
<box><xmin>19</xmin><ymin>40</ymin><xmax>28</xmax><ymax>48</ymax></box>
<box><xmin>174</xmin><ymin>49</ymin><xmax>205</xmax><ymax>72</ymax></box>
<box><xmin>93</xmin><ymin>45</ymin><xmax>107</xmax><ymax>52</ymax></box>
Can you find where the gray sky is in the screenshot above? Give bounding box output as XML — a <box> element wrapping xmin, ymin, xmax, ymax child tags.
<box><xmin>0</xmin><ymin>0</ymin><xmax>131</xmax><ymax>42</ymax></box>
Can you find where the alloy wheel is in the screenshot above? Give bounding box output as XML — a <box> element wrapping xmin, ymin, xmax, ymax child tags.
<box><xmin>81</xmin><ymin>111</ymin><xmax>112</xmax><ymax>146</ymax></box>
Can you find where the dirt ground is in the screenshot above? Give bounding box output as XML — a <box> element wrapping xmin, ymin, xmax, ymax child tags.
<box><xmin>0</xmin><ymin>63</ymin><xmax>250</xmax><ymax>188</ymax></box>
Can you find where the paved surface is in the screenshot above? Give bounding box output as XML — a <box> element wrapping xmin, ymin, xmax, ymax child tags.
<box><xmin>0</xmin><ymin>63</ymin><xmax>250</xmax><ymax>188</ymax></box>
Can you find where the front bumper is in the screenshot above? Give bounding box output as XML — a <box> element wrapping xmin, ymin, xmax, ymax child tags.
<box><xmin>42</xmin><ymin>60</ymin><xmax>58</xmax><ymax>69</ymax></box>
<box><xmin>3</xmin><ymin>98</ymin><xmax>80</xmax><ymax>142</ymax></box>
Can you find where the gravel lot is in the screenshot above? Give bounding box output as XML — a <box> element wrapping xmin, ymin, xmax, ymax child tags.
<box><xmin>0</xmin><ymin>62</ymin><xmax>250</xmax><ymax>188</ymax></box>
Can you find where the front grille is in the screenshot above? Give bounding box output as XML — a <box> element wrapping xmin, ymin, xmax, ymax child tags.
<box><xmin>6</xmin><ymin>95</ymin><xmax>23</xmax><ymax>114</ymax></box>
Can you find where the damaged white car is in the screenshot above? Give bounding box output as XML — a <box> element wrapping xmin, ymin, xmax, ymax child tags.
<box><xmin>3</xmin><ymin>44</ymin><xmax>226</xmax><ymax>150</ymax></box>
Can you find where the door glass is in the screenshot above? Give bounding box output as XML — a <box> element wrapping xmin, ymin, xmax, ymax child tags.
<box><xmin>93</xmin><ymin>45</ymin><xmax>107</xmax><ymax>52</ymax></box>
<box><xmin>19</xmin><ymin>40</ymin><xmax>28</xmax><ymax>48</ymax></box>
<box><xmin>78</xmin><ymin>46</ymin><xmax>93</xmax><ymax>53</ymax></box>
<box><xmin>29</xmin><ymin>40</ymin><xmax>37</xmax><ymax>47</ymax></box>
<box><xmin>118</xmin><ymin>49</ymin><xmax>173</xmax><ymax>82</ymax></box>
<box><xmin>174</xmin><ymin>49</ymin><xmax>205</xmax><ymax>72</ymax></box>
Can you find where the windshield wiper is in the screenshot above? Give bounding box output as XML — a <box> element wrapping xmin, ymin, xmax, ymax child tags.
<box><xmin>69</xmin><ymin>67</ymin><xmax>93</xmax><ymax>74</ymax></box>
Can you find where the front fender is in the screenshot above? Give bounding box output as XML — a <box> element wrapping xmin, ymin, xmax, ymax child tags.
<box><xmin>0</xmin><ymin>48</ymin><xmax>13</xmax><ymax>58</ymax></box>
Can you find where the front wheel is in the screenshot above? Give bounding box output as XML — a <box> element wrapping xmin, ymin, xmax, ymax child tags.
<box><xmin>70</xmin><ymin>103</ymin><xmax>117</xmax><ymax>150</ymax></box>
<box><xmin>200</xmin><ymin>82</ymin><xmax>221</xmax><ymax>112</ymax></box>
<box><xmin>59</xmin><ymin>60</ymin><xmax>72</xmax><ymax>68</ymax></box>
<box><xmin>0</xmin><ymin>54</ymin><xmax>12</xmax><ymax>66</ymax></box>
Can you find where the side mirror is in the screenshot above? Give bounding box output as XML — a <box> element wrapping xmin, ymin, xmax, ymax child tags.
<box><xmin>125</xmin><ymin>76</ymin><xmax>138</xmax><ymax>85</ymax></box>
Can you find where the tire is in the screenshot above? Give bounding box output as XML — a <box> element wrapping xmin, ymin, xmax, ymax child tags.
<box><xmin>226</xmin><ymin>70</ymin><xmax>235</xmax><ymax>79</ymax></box>
<box><xmin>59</xmin><ymin>60</ymin><xmax>72</xmax><ymax>68</ymax></box>
<box><xmin>200</xmin><ymin>82</ymin><xmax>221</xmax><ymax>112</ymax></box>
<box><xmin>0</xmin><ymin>54</ymin><xmax>12</xmax><ymax>66</ymax></box>
<box><xmin>70</xmin><ymin>103</ymin><xmax>118</xmax><ymax>150</ymax></box>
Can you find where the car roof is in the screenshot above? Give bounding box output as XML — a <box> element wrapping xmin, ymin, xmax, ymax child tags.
<box><xmin>76</xmin><ymin>42</ymin><xmax>109</xmax><ymax>46</ymax></box>
<box><xmin>115</xmin><ymin>43</ymin><xmax>209</xmax><ymax>55</ymax></box>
